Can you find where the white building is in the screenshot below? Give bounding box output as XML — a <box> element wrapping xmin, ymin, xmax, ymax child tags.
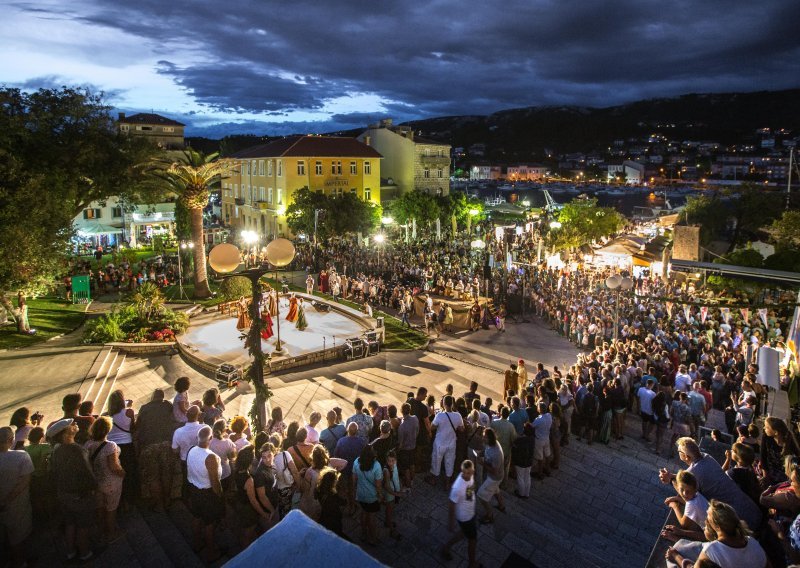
<box><xmin>607</xmin><ymin>160</ymin><xmax>645</xmax><ymax>184</ymax></box>
<box><xmin>74</xmin><ymin>197</ymin><xmax>176</xmax><ymax>248</ymax></box>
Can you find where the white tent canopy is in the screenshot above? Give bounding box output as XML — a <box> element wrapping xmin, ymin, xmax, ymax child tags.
<box><xmin>223</xmin><ymin>510</ymin><xmax>385</xmax><ymax>568</ymax></box>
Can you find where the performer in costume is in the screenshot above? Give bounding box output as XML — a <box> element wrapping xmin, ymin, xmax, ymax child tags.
<box><xmin>480</xmin><ymin>302</ymin><xmax>494</xmax><ymax>330</ymax></box>
<box><xmin>260</xmin><ymin>310</ymin><xmax>274</xmax><ymax>340</ymax></box>
<box><xmin>268</xmin><ymin>289</ymin><xmax>278</xmax><ymax>317</ymax></box>
<box><xmin>295</xmin><ymin>300</ymin><xmax>308</xmax><ymax>331</ymax></box>
<box><xmin>306</xmin><ymin>274</ymin><xmax>314</xmax><ymax>295</ymax></box>
<box><xmin>235</xmin><ymin>296</ymin><xmax>251</xmax><ymax>331</ymax></box>
<box><xmin>286</xmin><ymin>294</ymin><xmax>299</xmax><ymax>322</ymax></box>
<box><xmin>469</xmin><ymin>300</ymin><xmax>481</xmax><ymax>332</ymax></box>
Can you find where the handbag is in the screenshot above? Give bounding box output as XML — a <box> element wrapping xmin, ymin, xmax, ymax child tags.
<box><xmin>279</xmin><ymin>452</ymin><xmax>294</xmax><ymax>486</ymax></box>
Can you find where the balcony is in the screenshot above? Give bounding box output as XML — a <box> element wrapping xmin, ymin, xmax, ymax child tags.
<box><xmin>419</xmin><ymin>154</ymin><xmax>450</xmax><ymax>166</ymax></box>
<box><xmin>256</xmin><ymin>201</ymin><xmax>272</xmax><ymax>211</ymax></box>
<box><xmin>234</xmin><ymin>197</ymin><xmax>245</xmax><ymax>206</ymax></box>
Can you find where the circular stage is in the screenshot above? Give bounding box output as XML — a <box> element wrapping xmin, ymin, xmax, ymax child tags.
<box><xmin>179</xmin><ymin>295</ymin><xmax>376</xmax><ymax>373</ymax></box>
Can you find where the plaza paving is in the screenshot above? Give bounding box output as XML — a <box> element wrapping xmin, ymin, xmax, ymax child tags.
<box><xmin>0</xmin><ymin>312</ymin><xmax>680</xmax><ymax>567</ymax></box>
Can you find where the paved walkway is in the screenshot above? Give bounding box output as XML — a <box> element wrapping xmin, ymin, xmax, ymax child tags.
<box><xmin>1</xmin><ymin>309</ymin><xmax>681</xmax><ymax>567</ymax></box>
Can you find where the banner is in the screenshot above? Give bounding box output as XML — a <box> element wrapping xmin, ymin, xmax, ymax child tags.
<box><xmin>683</xmin><ymin>305</ymin><xmax>691</xmax><ymax>322</ymax></box>
<box><xmin>740</xmin><ymin>308</ymin><xmax>750</xmax><ymax>324</ymax></box>
<box><xmin>700</xmin><ymin>306</ymin><xmax>708</xmax><ymax>324</ymax></box>
<box><xmin>788</xmin><ymin>300</ymin><xmax>800</xmax><ymax>371</ymax></box>
<box><xmin>758</xmin><ymin>308</ymin><xmax>769</xmax><ymax>329</ymax></box>
<box><xmin>666</xmin><ymin>301</ymin><xmax>673</xmax><ymax>318</ymax></box>
<box><xmin>720</xmin><ymin>307</ymin><xmax>731</xmax><ymax>324</ymax></box>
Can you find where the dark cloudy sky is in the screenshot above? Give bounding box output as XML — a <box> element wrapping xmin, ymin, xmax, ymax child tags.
<box><xmin>4</xmin><ymin>0</ymin><xmax>799</xmax><ymax>137</ymax></box>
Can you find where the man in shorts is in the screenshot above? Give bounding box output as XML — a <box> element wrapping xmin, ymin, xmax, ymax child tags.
<box><xmin>441</xmin><ymin>460</ymin><xmax>478</xmax><ymax>567</ymax></box>
<box><xmin>532</xmin><ymin>401</ymin><xmax>552</xmax><ymax>479</ymax></box>
<box><xmin>477</xmin><ymin>428</ymin><xmax>505</xmax><ymax>524</ymax></box>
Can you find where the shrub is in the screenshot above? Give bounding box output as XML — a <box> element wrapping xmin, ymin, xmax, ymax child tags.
<box><xmin>84</xmin><ymin>313</ymin><xmax>126</xmax><ymax>343</ymax></box>
<box><xmin>219</xmin><ymin>276</ymin><xmax>252</xmax><ymax>301</ymax></box>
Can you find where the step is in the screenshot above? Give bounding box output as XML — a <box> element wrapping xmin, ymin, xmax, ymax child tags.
<box><xmin>96</xmin><ymin>352</ymin><xmax>126</xmax><ymax>414</ymax></box>
<box><xmin>119</xmin><ymin>506</ymin><xmax>175</xmax><ymax>567</ymax></box>
<box><xmin>81</xmin><ymin>345</ymin><xmax>114</xmax><ymax>403</ymax></box>
<box><xmin>89</xmin><ymin>350</ymin><xmax>118</xmax><ymax>409</ymax></box>
<box><xmin>139</xmin><ymin>506</ymin><xmax>206</xmax><ymax>568</ymax></box>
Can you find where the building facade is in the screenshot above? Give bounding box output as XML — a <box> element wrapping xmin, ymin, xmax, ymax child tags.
<box><xmin>505</xmin><ymin>164</ymin><xmax>548</xmax><ymax>181</ymax></box>
<box><xmin>358</xmin><ymin>119</ymin><xmax>450</xmax><ymax>197</ymax></box>
<box><xmin>74</xmin><ymin>198</ymin><xmax>176</xmax><ymax>248</ymax></box>
<box><xmin>118</xmin><ymin>112</ymin><xmax>185</xmax><ymax>149</ymax></box>
<box><xmin>222</xmin><ymin>135</ymin><xmax>382</xmax><ymax>238</ymax></box>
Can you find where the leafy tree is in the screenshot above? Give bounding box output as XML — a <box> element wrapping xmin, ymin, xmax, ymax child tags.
<box><xmin>724</xmin><ymin>184</ymin><xmax>782</xmax><ymax>252</ymax></box>
<box><xmin>708</xmin><ymin>248</ymin><xmax>764</xmax><ymax>289</ymax></box>
<box><xmin>438</xmin><ymin>192</ymin><xmax>484</xmax><ymax>235</ymax></box>
<box><xmin>388</xmin><ymin>190</ymin><xmax>440</xmax><ymax>229</ymax></box>
<box><xmin>770</xmin><ymin>210</ymin><xmax>800</xmax><ymax>248</ymax></box>
<box><xmin>286</xmin><ymin>187</ymin><xmax>328</xmax><ymax>239</ymax></box>
<box><xmin>551</xmin><ymin>198</ymin><xmax>625</xmax><ymax>250</ymax></box>
<box><xmin>684</xmin><ymin>193</ymin><xmax>727</xmax><ymax>245</ymax></box>
<box><xmin>0</xmin><ymin>87</ymin><xmax>156</xmax><ymax>325</ymax></box>
<box><xmin>327</xmin><ymin>192</ymin><xmax>381</xmax><ymax>236</ymax></box>
<box><xmin>144</xmin><ymin>150</ymin><xmax>236</xmax><ymax>298</ymax></box>
<box><xmin>764</xmin><ymin>249</ymin><xmax>800</xmax><ymax>272</ymax></box>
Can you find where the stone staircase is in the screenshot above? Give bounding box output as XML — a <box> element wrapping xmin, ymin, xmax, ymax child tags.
<box><xmin>81</xmin><ymin>346</ymin><xmax>126</xmax><ymax>413</ymax></box>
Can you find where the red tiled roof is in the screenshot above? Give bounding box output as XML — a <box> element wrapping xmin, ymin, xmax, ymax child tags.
<box><xmin>118</xmin><ymin>113</ymin><xmax>185</xmax><ymax>127</ymax></box>
<box><xmin>232</xmin><ymin>135</ymin><xmax>382</xmax><ymax>159</ymax></box>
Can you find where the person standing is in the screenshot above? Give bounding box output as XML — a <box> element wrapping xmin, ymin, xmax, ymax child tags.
<box><xmin>352</xmin><ymin>445</ymin><xmax>383</xmax><ymax>546</ymax></box>
<box><xmin>0</xmin><ymin>426</ymin><xmax>35</xmax><ymax>567</ymax></box>
<box><xmin>186</xmin><ymin>426</ymin><xmax>224</xmax><ymax>562</ymax></box>
<box><xmin>172</xmin><ymin>406</ymin><xmax>204</xmax><ymax>495</ymax></box>
<box><xmin>490</xmin><ymin>407</ymin><xmax>517</xmax><ymax>488</ymax></box>
<box><xmin>135</xmin><ymin>389</ymin><xmax>179</xmax><ymax>511</ymax></box>
<box><xmin>397</xmin><ymin>403</ymin><xmax>419</xmax><ymax>488</ymax></box>
<box><xmin>347</xmin><ymin>398</ymin><xmax>374</xmax><ymax>443</ymax></box>
<box><xmin>319</xmin><ymin>410</ymin><xmax>346</xmax><ymax>456</ymax></box>
<box><xmin>532</xmin><ymin>402</ymin><xmax>552</xmax><ymax>479</ymax></box>
<box><xmin>429</xmin><ymin>396</ymin><xmax>464</xmax><ymax>487</ymax></box>
<box><xmin>441</xmin><ymin>460</ymin><xmax>478</xmax><ymax>568</ymax></box>
<box><xmin>84</xmin><ymin>416</ymin><xmax>125</xmax><ymax>543</ymax></box>
<box><xmin>512</xmin><ymin>423</ymin><xmax>535</xmax><ymax>499</ymax></box>
<box><xmin>477</xmin><ymin>428</ymin><xmax>505</xmax><ymax>524</ymax></box>
<box><xmin>503</xmin><ymin>363</ymin><xmax>519</xmax><ymax>399</ymax></box>
<box><xmin>107</xmin><ymin>390</ymin><xmax>137</xmax><ymax>507</ymax></box>
<box><xmin>638</xmin><ymin>378</ymin><xmax>657</xmax><ymax>442</ymax></box>
<box><xmin>49</xmin><ymin>419</ymin><xmax>97</xmax><ymax>562</ymax></box>
<box><xmin>306</xmin><ymin>274</ymin><xmax>314</xmax><ymax>295</ymax></box>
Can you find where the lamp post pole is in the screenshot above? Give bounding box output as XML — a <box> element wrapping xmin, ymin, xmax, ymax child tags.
<box><xmin>177</xmin><ymin>241</ymin><xmax>194</xmax><ymax>301</ymax></box>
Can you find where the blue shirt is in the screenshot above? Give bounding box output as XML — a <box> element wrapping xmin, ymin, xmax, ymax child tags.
<box><xmin>333</xmin><ymin>436</ymin><xmax>366</xmax><ymax>476</ymax></box>
<box><xmin>508</xmin><ymin>409</ymin><xmax>529</xmax><ymax>435</ymax></box>
<box><xmin>353</xmin><ymin>458</ymin><xmax>382</xmax><ymax>503</ymax></box>
<box><xmin>319</xmin><ymin>424</ymin><xmax>346</xmax><ymax>455</ymax></box>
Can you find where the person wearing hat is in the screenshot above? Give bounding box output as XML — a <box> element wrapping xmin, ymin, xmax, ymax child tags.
<box><xmin>49</xmin><ymin>418</ymin><xmax>97</xmax><ymax>562</ymax></box>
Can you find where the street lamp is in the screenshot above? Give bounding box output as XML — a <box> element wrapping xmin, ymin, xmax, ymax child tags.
<box><xmin>208</xmin><ymin>238</ymin><xmax>296</xmax><ymax>431</ymax></box>
<box><xmin>177</xmin><ymin>240</ymin><xmax>194</xmax><ymax>300</ymax></box>
<box><xmin>471</xmin><ymin>238</ymin><xmax>488</xmax><ymax>299</ymax></box>
<box><xmin>605</xmin><ymin>274</ymin><xmax>633</xmax><ymax>344</ymax></box>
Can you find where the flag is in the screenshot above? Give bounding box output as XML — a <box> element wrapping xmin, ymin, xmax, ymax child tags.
<box><xmin>720</xmin><ymin>307</ymin><xmax>730</xmax><ymax>324</ymax></box>
<box><xmin>740</xmin><ymin>308</ymin><xmax>750</xmax><ymax>324</ymax></box>
<box><xmin>788</xmin><ymin>301</ymin><xmax>800</xmax><ymax>371</ymax></box>
<box><xmin>700</xmin><ymin>306</ymin><xmax>708</xmax><ymax>323</ymax></box>
<box><xmin>683</xmin><ymin>305</ymin><xmax>691</xmax><ymax>322</ymax></box>
<box><xmin>666</xmin><ymin>301</ymin><xmax>673</xmax><ymax>318</ymax></box>
<box><xmin>758</xmin><ymin>308</ymin><xmax>769</xmax><ymax>329</ymax></box>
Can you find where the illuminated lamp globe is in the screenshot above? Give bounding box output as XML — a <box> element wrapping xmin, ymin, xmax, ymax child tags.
<box><xmin>605</xmin><ymin>274</ymin><xmax>622</xmax><ymax>290</ymax></box>
<box><xmin>208</xmin><ymin>243</ymin><xmax>241</xmax><ymax>274</ymax></box>
<box><xmin>265</xmin><ymin>238</ymin><xmax>296</xmax><ymax>267</ymax></box>
<box><xmin>470</xmin><ymin>239</ymin><xmax>486</xmax><ymax>250</ymax></box>
<box><xmin>620</xmin><ymin>277</ymin><xmax>634</xmax><ymax>291</ymax></box>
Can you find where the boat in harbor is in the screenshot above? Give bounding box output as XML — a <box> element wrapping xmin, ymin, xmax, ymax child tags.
<box><xmin>485</xmin><ymin>196</ymin><xmax>505</xmax><ymax>206</ymax></box>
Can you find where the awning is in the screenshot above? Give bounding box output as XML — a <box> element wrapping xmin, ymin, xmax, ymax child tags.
<box><xmin>78</xmin><ymin>223</ymin><xmax>123</xmax><ymax>235</ymax></box>
<box><xmin>670</xmin><ymin>259</ymin><xmax>800</xmax><ymax>286</ymax></box>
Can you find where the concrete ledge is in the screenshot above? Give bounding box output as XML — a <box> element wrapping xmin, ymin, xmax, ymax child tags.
<box><xmin>293</xmin><ymin>293</ymin><xmax>385</xmax><ymax>344</ymax></box>
<box><xmin>107</xmin><ymin>341</ymin><xmax>177</xmax><ymax>354</ymax></box>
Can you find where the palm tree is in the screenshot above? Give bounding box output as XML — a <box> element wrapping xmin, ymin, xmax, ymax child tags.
<box><xmin>148</xmin><ymin>150</ymin><xmax>236</xmax><ymax>298</ymax></box>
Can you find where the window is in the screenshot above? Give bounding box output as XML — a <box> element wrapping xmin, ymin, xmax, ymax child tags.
<box><xmin>260</xmin><ymin>187</ymin><xmax>265</xmax><ymax>201</ymax></box>
<box><xmin>423</xmin><ymin>148</ymin><xmax>430</xmax><ymax>156</ymax></box>
<box><xmin>331</xmin><ymin>161</ymin><xmax>342</xmax><ymax>175</ymax></box>
<box><xmin>364</xmin><ymin>188</ymin><xmax>371</xmax><ymax>201</ymax></box>
<box><xmin>350</xmin><ymin>188</ymin><xmax>356</xmax><ymax>194</ymax></box>
<box><xmin>111</xmin><ymin>206</ymin><xmax>123</xmax><ymax>218</ymax></box>
<box><xmin>437</xmin><ymin>168</ymin><xmax>443</xmax><ymax>178</ymax></box>
<box><xmin>277</xmin><ymin>160</ymin><xmax>282</xmax><ymax>177</ymax></box>
<box><xmin>251</xmin><ymin>160</ymin><xmax>257</xmax><ymax>175</ymax></box>
<box><xmin>364</xmin><ymin>161</ymin><xmax>371</xmax><ymax>175</ymax></box>
<box><xmin>246</xmin><ymin>162</ymin><xmax>251</xmax><ymax>175</ymax></box>
<box><xmin>336</xmin><ymin>188</ymin><xmax>344</xmax><ymax>198</ymax></box>
<box><xmin>424</xmin><ymin>168</ymin><xmax>430</xmax><ymax>178</ymax></box>
<box><xmin>350</xmin><ymin>161</ymin><xmax>357</xmax><ymax>175</ymax></box>
<box><xmin>259</xmin><ymin>160</ymin><xmax>265</xmax><ymax>176</ymax></box>
<box><xmin>268</xmin><ymin>187</ymin><xmax>273</xmax><ymax>203</ymax></box>
<box><xmin>268</xmin><ymin>161</ymin><xmax>273</xmax><ymax>176</ymax></box>
<box><xmin>315</xmin><ymin>161</ymin><xmax>323</xmax><ymax>175</ymax></box>
<box><xmin>83</xmin><ymin>208</ymin><xmax>101</xmax><ymax>219</ymax></box>
<box><xmin>277</xmin><ymin>188</ymin><xmax>283</xmax><ymax>205</ymax></box>
<box><xmin>297</xmin><ymin>160</ymin><xmax>306</xmax><ymax>175</ymax></box>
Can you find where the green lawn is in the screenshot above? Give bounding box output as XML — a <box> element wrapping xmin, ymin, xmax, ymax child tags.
<box><xmin>0</xmin><ymin>297</ymin><xmax>87</xmax><ymax>350</ymax></box>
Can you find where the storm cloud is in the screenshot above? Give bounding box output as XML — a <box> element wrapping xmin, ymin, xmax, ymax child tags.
<box><xmin>4</xmin><ymin>0</ymin><xmax>799</xmax><ymax>135</ymax></box>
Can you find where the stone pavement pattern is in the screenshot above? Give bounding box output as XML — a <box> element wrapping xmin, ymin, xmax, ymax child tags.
<box><xmin>0</xmin><ymin>315</ymin><xmax>678</xmax><ymax>567</ymax></box>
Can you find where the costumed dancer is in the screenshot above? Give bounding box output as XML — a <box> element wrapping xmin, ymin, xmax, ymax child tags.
<box><xmin>260</xmin><ymin>309</ymin><xmax>274</xmax><ymax>340</ymax></box>
<box><xmin>469</xmin><ymin>300</ymin><xmax>481</xmax><ymax>332</ymax></box>
<box><xmin>268</xmin><ymin>288</ymin><xmax>278</xmax><ymax>317</ymax></box>
<box><xmin>295</xmin><ymin>300</ymin><xmax>308</xmax><ymax>331</ymax></box>
<box><xmin>306</xmin><ymin>274</ymin><xmax>314</xmax><ymax>295</ymax></box>
<box><xmin>286</xmin><ymin>293</ymin><xmax>299</xmax><ymax>322</ymax></box>
<box><xmin>480</xmin><ymin>302</ymin><xmax>494</xmax><ymax>330</ymax></box>
<box><xmin>235</xmin><ymin>296</ymin><xmax>251</xmax><ymax>331</ymax></box>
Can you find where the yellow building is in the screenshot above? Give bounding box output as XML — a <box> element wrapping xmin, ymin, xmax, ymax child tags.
<box><xmin>222</xmin><ymin>135</ymin><xmax>382</xmax><ymax>238</ymax></box>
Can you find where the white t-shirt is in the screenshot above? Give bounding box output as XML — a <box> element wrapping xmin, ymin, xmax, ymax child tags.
<box><xmin>186</xmin><ymin>446</ymin><xmax>221</xmax><ymax>490</ymax></box>
<box><xmin>449</xmin><ymin>473</ymin><xmax>476</xmax><ymax>522</ymax></box>
<box><xmin>675</xmin><ymin>373</ymin><xmax>692</xmax><ymax>393</ymax></box>
<box><xmin>305</xmin><ymin>424</ymin><xmax>320</xmax><ymax>444</ymax></box>
<box><xmin>233</xmin><ymin>436</ymin><xmax>250</xmax><ymax>451</ymax></box>
<box><xmin>172</xmin><ymin>421</ymin><xmax>204</xmax><ymax>461</ymax></box>
<box><xmin>702</xmin><ymin>536</ymin><xmax>766</xmax><ymax>568</ymax></box>
<box><xmin>638</xmin><ymin>387</ymin><xmax>656</xmax><ymax>415</ymax></box>
<box><xmin>683</xmin><ymin>492</ymin><xmax>710</xmax><ymax>529</ymax></box>
<box><xmin>432</xmin><ymin>411</ymin><xmax>463</xmax><ymax>448</ymax></box>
